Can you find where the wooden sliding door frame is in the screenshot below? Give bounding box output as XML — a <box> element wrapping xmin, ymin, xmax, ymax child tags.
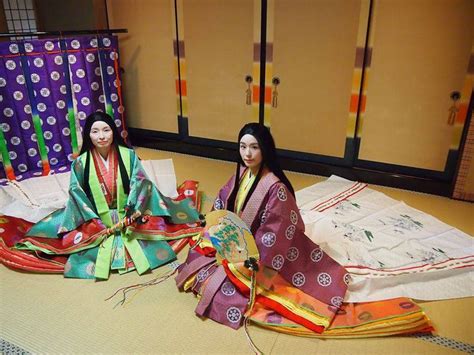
<box><xmin>114</xmin><ymin>0</ymin><xmax>472</xmax><ymax>196</ymax></box>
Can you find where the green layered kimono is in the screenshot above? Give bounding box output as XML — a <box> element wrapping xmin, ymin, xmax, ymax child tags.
<box><xmin>15</xmin><ymin>146</ymin><xmax>201</xmax><ymax>279</ymax></box>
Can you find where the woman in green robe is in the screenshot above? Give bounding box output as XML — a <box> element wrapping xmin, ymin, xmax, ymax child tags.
<box><xmin>11</xmin><ymin>112</ymin><xmax>202</xmax><ymax>279</ymax></box>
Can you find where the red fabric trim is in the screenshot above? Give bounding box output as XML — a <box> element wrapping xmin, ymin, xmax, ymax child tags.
<box><xmin>316</xmin><ymin>184</ymin><xmax>367</xmax><ymax>212</ymax></box>
<box><xmin>113</xmin><ymin>56</ymin><xmax>127</xmax><ymax>141</ymax></box>
<box><xmin>257</xmin><ymin>295</ymin><xmax>325</xmax><ymax>334</ymax></box>
<box><xmin>20</xmin><ymin>219</ymin><xmax>105</xmax><ymax>253</ymax></box>
<box><xmin>170</xmin><ymin>238</ymin><xmax>189</xmax><ymax>254</ymax></box>
<box><xmin>345</xmin><ymin>254</ymin><xmax>474</xmax><ymax>272</ymax></box>
<box><xmin>222</xmin><ymin>260</ymin><xmax>326</xmax><ymax>334</ymax></box>
<box><xmin>92</xmin><ymin>147</ymin><xmax>117</xmax><ymax>206</ymax></box>
<box><xmin>311</xmin><ymin>182</ymin><xmax>363</xmax><ymax>210</ymax></box>
<box><xmin>0</xmin><ymin>243</ymin><xmax>64</xmax><ymax>273</ymax></box>
<box><xmin>188</xmin><ymin>238</ymin><xmax>216</xmax><ymax>257</ymax></box>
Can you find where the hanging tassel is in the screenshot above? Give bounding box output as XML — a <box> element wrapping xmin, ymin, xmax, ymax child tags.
<box><xmin>242</xmin><ymin>257</ymin><xmax>263</xmax><ymax>355</ymax></box>
<box><xmin>447</xmin><ymin>91</ymin><xmax>461</xmax><ymax>126</ymax></box>
<box><xmin>105</xmin><ymin>262</ymin><xmax>180</xmax><ymax>308</ymax></box>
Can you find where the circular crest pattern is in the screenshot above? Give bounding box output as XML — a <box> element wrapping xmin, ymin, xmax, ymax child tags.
<box><xmin>44</xmin><ymin>41</ymin><xmax>54</xmax><ymax>51</ymax></box>
<box><xmin>285</xmin><ymin>224</ymin><xmax>296</xmax><ymax>240</ymax></box>
<box><xmin>310</xmin><ymin>248</ymin><xmax>323</xmax><ymax>263</ymax></box>
<box><xmin>226</xmin><ymin>307</ymin><xmax>242</xmax><ymax>324</ymax></box>
<box><xmin>271</xmin><ymin>254</ymin><xmax>284</xmax><ymax>270</ymax></box>
<box><xmin>317</xmin><ymin>273</ymin><xmax>332</xmax><ymax>287</ymax></box>
<box><xmin>24</xmin><ymin>43</ymin><xmax>33</xmax><ymax>52</ymax></box>
<box><xmin>5</xmin><ymin>60</ymin><xmax>16</xmax><ymax>70</ymax></box>
<box><xmin>331</xmin><ymin>296</ymin><xmax>343</xmax><ymax>308</ymax></box>
<box><xmin>221</xmin><ymin>282</ymin><xmax>236</xmax><ymax>296</ymax></box>
<box><xmin>31</xmin><ymin>73</ymin><xmax>40</xmax><ymax>83</ymax></box>
<box><xmin>40</xmin><ymin>88</ymin><xmax>50</xmax><ymax>97</ymax></box>
<box><xmin>76</xmin><ymin>69</ymin><xmax>85</xmax><ymax>78</ymax></box>
<box><xmin>261</xmin><ymin>232</ymin><xmax>276</xmax><ymax>247</ymax></box>
<box><xmin>86</xmin><ymin>53</ymin><xmax>96</xmax><ymax>62</ymax></box>
<box><xmin>37</xmin><ymin>103</ymin><xmax>46</xmax><ymax>112</ymax></box>
<box><xmin>13</xmin><ymin>91</ymin><xmax>23</xmax><ymax>101</ymax></box>
<box><xmin>16</xmin><ymin>75</ymin><xmax>25</xmax><ymax>85</ymax></box>
<box><xmin>277</xmin><ymin>186</ymin><xmax>287</xmax><ymax>201</ymax></box>
<box><xmin>34</xmin><ymin>58</ymin><xmax>44</xmax><ymax>68</ymax></box>
<box><xmin>9</xmin><ymin>43</ymin><xmax>19</xmax><ymax>53</ymax></box>
<box><xmin>292</xmin><ymin>272</ymin><xmax>306</xmax><ymax>287</ymax></box>
<box><xmin>260</xmin><ymin>208</ymin><xmax>267</xmax><ymax>224</ymax></box>
<box><xmin>196</xmin><ymin>269</ymin><xmax>210</xmax><ymax>282</ymax></box>
<box><xmin>290</xmin><ymin>210</ymin><xmax>298</xmax><ymax>225</ymax></box>
<box><xmin>214</xmin><ymin>198</ymin><xmax>224</xmax><ymax>210</ymax></box>
<box><xmin>73</xmin><ymin>232</ymin><xmax>82</xmax><ymax>244</ymax></box>
<box><xmin>286</xmin><ymin>247</ymin><xmax>299</xmax><ymax>261</ymax></box>
<box><xmin>51</xmin><ymin>71</ymin><xmax>60</xmax><ymax>81</ymax></box>
<box><xmin>3</xmin><ymin>107</ymin><xmax>14</xmax><ymax>117</ymax></box>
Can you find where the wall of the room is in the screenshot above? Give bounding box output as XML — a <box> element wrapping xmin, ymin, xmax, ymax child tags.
<box><xmin>0</xmin><ymin>2</ymin><xmax>7</xmax><ymax>33</ymax></box>
<box><xmin>453</xmin><ymin>112</ymin><xmax>474</xmax><ymax>200</ymax></box>
<box><xmin>107</xmin><ymin>0</ymin><xmax>474</xmax><ymax>198</ymax></box>
<box><xmin>35</xmin><ymin>0</ymin><xmax>107</xmax><ymax>31</ymax></box>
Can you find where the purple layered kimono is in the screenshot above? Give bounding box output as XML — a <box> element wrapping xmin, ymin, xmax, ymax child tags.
<box><xmin>176</xmin><ymin>168</ymin><xmax>349</xmax><ymax>331</ymax></box>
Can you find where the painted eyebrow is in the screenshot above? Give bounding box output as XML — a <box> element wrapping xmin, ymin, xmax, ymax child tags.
<box><xmin>91</xmin><ymin>127</ymin><xmax>111</xmax><ymax>131</ymax></box>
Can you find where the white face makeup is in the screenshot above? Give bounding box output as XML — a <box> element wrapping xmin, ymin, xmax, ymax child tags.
<box><xmin>239</xmin><ymin>134</ymin><xmax>262</xmax><ymax>174</ymax></box>
<box><xmin>89</xmin><ymin>121</ymin><xmax>113</xmax><ymax>155</ymax></box>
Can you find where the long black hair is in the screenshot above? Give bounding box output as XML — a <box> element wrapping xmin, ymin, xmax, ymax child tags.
<box><xmin>79</xmin><ymin>111</ymin><xmax>130</xmax><ymax>203</ymax></box>
<box><xmin>227</xmin><ymin>123</ymin><xmax>295</xmax><ymax>212</ymax></box>
<box><xmin>80</xmin><ymin>111</ymin><xmax>127</xmax><ymax>154</ymax></box>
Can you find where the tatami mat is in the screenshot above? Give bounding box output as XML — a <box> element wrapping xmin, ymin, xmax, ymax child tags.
<box><xmin>1</xmin><ymin>147</ymin><xmax>473</xmax><ymax>354</ymax></box>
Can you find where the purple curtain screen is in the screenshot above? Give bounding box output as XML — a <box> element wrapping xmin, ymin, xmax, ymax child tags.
<box><xmin>0</xmin><ymin>35</ymin><xmax>127</xmax><ymax>183</ymax></box>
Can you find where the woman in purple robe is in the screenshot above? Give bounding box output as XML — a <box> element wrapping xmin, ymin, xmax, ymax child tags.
<box><xmin>176</xmin><ymin>123</ymin><xmax>349</xmax><ymax>333</ymax></box>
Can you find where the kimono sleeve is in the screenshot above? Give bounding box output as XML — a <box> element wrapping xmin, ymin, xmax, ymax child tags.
<box><xmin>57</xmin><ymin>158</ymin><xmax>101</xmax><ymax>234</ymax></box>
<box><xmin>127</xmin><ymin>150</ymin><xmax>200</xmax><ymax>223</ymax></box>
<box><xmin>253</xmin><ymin>182</ymin><xmax>348</xmax><ymax>306</ymax></box>
<box><xmin>213</xmin><ymin>174</ymin><xmax>235</xmax><ymax>211</ymax></box>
